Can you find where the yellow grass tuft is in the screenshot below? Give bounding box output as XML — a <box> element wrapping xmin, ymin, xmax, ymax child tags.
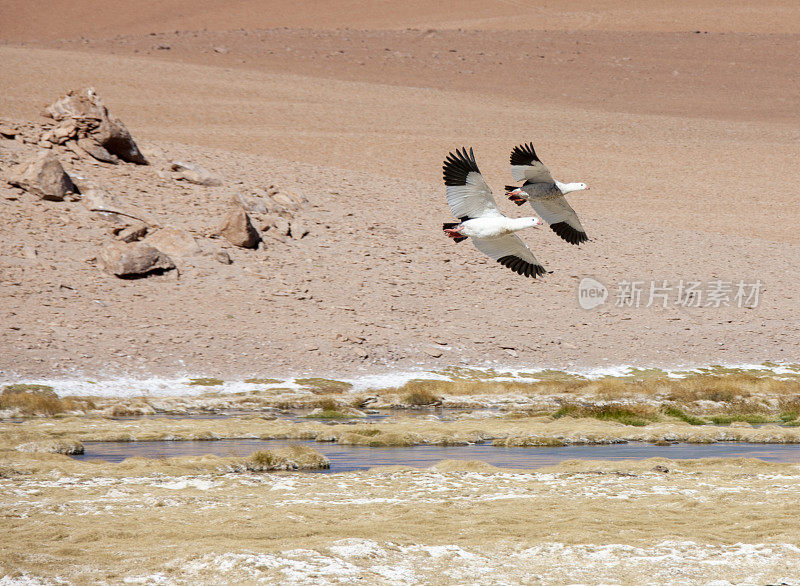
<box><xmin>0</xmin><ymin>386</ymin><xmax>91</xmax><ymax>416</ymax></box>
<box><xmin>243</xmin><ymin>378</ymin><xmax>282</xmax><ymax>384</ymax></box>
<box><xmin>295</xmin><ymin>378</ymin><xmax>353</xmax><ymax>394</ymax></box>
<box><xmin>244</xmin><ymin>445</ymin><xmax>329</xmax><ymax>471</ymax></box>
<box><xmin>403</xmin><ymin>387</ymin><xmax>441</xmax><ymax>406</ymax></box>
<box><xmin>188</xmin><ymin>378</ymin><xmax>224</xmax><ymax>386</ymax></box>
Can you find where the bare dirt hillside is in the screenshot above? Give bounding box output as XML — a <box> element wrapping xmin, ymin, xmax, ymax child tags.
<box><xmin>2</xmin><ymin>0</ymin><xmax>800</xmax><ymax>40</ymax></box>
<box><xmin>0</xmin><ymin>3</ymin><xmax>798</xmax><ymax>380</ymax></box>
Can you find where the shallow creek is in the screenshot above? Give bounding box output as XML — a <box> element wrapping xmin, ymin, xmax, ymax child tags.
<box><xmin>72</xmin><ymin>439</ymin><xmax>800</xmax><ymax>472</ymax></box>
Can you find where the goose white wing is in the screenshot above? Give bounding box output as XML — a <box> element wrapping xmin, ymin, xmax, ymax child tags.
<box><xmin>443</xmin><ymin>147</ymin><xmax>503</xmax><ymax>220</ymax></box>
<box><xmin>472</xmin><ymin>234</ymin><xmax>546</xmax><ymax>278</ymax></box>
<box><xmin>509</xmin><ymin>142</ymin><xmax>554</xmax><ymax>184</ymax></box>
<box><xmin>528</xmin><ymin>196</ymin><xmax>588</xmax><ymax>245</ymax></box>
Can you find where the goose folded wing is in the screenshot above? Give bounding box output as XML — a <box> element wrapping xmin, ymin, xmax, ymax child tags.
<box><xmin>509</xmin><ymin>142</ymin><xmax>554</xmax><ymax>184</ymax></box>
<box><xmin>472</xmin><ymin>234</ymin><xmax>546</xmax><ymax>278</ymax></box>
<box><xmin>443</xmin><ymin>147</ymin><xmax>502</xmax><ymax>220</ymax></box>
<box><xmin>527</xmin><ymin>196</ymin><xmax>588</xmax><ymax>245</ymax></box>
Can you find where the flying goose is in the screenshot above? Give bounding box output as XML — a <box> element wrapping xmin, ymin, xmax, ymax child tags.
<box><xmin>504</xmin><ymin>142</ymin><xmax>589</xmax><ymax>245</ymax></box>
<box><xmin>442</xmin><ymin>147</ymin><xmax>546</xmax><ymax>278</ymax></box>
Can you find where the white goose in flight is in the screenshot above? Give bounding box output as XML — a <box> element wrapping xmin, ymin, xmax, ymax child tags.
<box><xmin>504</xmin><ymin>142</ymin><xmax>589</xmax><ymax>245</ymax></box>
<box><xmin>442</xmin><ymin>147</ymin><xmax>546</xmax><ymax>279</ymax></box>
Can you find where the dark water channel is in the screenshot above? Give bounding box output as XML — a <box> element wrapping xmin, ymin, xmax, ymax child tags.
<box><xmin>72</xmin><ymin>439</ymin><xmax>800</xmax><ymax>473</ymax></box>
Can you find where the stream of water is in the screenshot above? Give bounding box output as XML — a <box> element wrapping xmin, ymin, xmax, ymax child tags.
<box><xmin>72</xmin><ymin>439</ymin><xmax>800</xmax><ymax>473</ymax></box>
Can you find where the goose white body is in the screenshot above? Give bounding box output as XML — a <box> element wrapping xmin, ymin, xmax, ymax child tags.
<box><xmin>459</xmin><ymin>217</ymin><xmax>540</xmax><ymax>239</ymax></box>
<box><xmin>506</xmin><ymin>142</ymin><xmax>590</xmax><ymax>245</ymax></box>
<box><xmin>442</xmin><ymin>147</ymin><xmax>546</xmax><ymax>279</ymax></box>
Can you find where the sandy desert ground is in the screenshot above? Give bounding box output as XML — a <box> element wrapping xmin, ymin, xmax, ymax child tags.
<box><xmin>1</xmin><ymin>1</ymin><xmax>800</xmax><ymax>583</ymax></box>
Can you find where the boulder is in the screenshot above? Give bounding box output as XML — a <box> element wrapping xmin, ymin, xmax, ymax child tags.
<box><xmin>80</xmin><ymin>185</ymin><xmax>156</xmax><ymax>227</ymax></box>
<box><xmin>271</xmin><ymin>191</ymin><xmax>300</xmax><ymax>210</ymax></box>
<box><xmin>260</xmin><ymin>214</ymin><xmax>290</xmax><ymax>240</ymax></box>
<box><xmin>0</xmin><ymin>124</ymin><xmax>18</xmax><ymax>139</ymax></box>
<box><xmin>8</xmin><ymin>151</ymin><xmax>76</xmax><ymax>201</ymax></box>
<box><xmin>232</xmin><ymin>192</ymin><xmax>268</xmax><ymax>214</ymax></box>
<box><xmin>99</xmin><ymin>241</ymin><xmax>175</xmax><ymax>277</ymax></box>
<box><xmin>114</xmin><ymin>222</ymin><xmax>149</xmax><ymax>243</ymax></box>
<box><xmin>217</xmin><ymin>208</ymin><xmax>260</xmax><ymax>248</ymax></box>
<box><xmin>145</xmin><ymin>226</ymin><xmax>201</xmax><ymax>257</ymax></box>
<box><xmin>77</xmin><ymin>137</ymin><xmax>119</xmax><ymax>164</ymax></box>
<box><xmin>44</xmin><ymin>87</ymin><xmax>147</xmax><ymax>164</ymax></box>
<box><xmin>289</xmin><ymin>219</ymin><xmax>310</xmax><ymax>240</ymax></box>
<box><xmin>213</xmin><ymin>250</ymin><xmax>232</xmax><ymax>265</ymax></box>
<box><xmin>170</xmin><ymin>161</ymin><xmax>223</xmax><ymax>186</ymax></box>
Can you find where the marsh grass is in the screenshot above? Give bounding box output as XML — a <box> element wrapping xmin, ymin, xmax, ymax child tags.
<box><xmin>188</xmin><ymin>378</ymin><xmax>224</xmax><ymax>386</ymax></box>
<box><xmin>401</xmin><ymin>383</ymin><xmax>441</xmax><ymax>406</ymax></box>
<box><xmin>306</xmin><ymin>410</ymin><xmax>351</xmax><ymax>420</ymax></box>
<box><xmin>243</xmin><ymin>378</ymin><xmax>282</xmax><ymax>384</ymax></box>
<box><xmin>304</xmin><ymin>398</ymin><xmax>357</xmax><ymax>419</ymax></box>
<box><xmin>708</xmin><ymin>414</ymin><xmax>774</xmax><ymax>425</ymax></box>
<box><xmin>662</xmin><ymin>405</ymin><xmax>707</xmax><ymax>426</ymax></box>
<box><xmin>390</xmin><ymin>378</ymin><xmax>548</xmax><ymax>398</ymax></box>
<box><xmin>0</xmin><ymin>386</ymin><xmax>91</xmax><ymax>416</ymax></box>
<box><xmin>244</xmin><ymin>445</ymin><xmax>329</xmax><ymax>471</ymax></box>
<box><xmin>433</xmin><ymin>367</ymin><xmax>514</xmax><ymax>381</ymax></box>
<box><xmin>493</xmin><ymin>436</ymin><xmax>567</xmax><ymax>447</ymax></box>
<box><xmin>378</xmin><ymin>373</ymin><xmax>800</xmax><ymax>408</ymax></box>
<box><xmin>778</xmin><ymin>396</ymin><xmax>800</xmax><ymax>422</ymax></box>
<box><xmin>667</xmin><ymin>374</ymin><xmax>800</xmax><ymax>403</ymax></box>
<box><xmin>701</xmin><ymin>398</ymin><xmax>776</xmax><ymax>425</ymax></box>
<box><xmin>2</xmin><ymin>383</ymin><xmax>56</xmax><ymax>395</ymax></box>
<box><xmin>338</xmin><ymin>429</ymin><xmax>418</xmax><ymax>446</ymax></box>
<box><xmin>295</xmin><ymin>378</ymin><xmax>353</xmax><ymax>394</ymax></box>
<box><xmin>516</xmin><ymin>370</ymin><xmax>589</xmax><ymax>382</ymax></box>
<box><xmin>553</xmin><ymin>403</ymin><xmax>658</xmax><ymax>427</ymax></box>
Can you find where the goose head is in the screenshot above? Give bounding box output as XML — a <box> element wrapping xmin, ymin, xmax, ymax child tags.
<box><xmin>557</xmin><ymin>181</ymin><xmax>589</xmax><ymax>194</ymax></box>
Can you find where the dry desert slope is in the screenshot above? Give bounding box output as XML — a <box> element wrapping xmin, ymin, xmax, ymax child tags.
<box><xmin>0</xmin><ymin>3</ymin><xmax>798</xmax><ymax>380</ymax></box>
<box><xmin>3</xmin><ymin>0</ymin><xmax>800</xmax><ymax>40</ymax></box>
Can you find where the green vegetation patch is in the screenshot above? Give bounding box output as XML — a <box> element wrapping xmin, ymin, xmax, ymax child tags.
<box><xmin>553</xmin><ymin>403</ymin><xmax>658</xmax><ymax>427</ymax></box>
<box><xmin>708</xmin><ymin>414</ymin><xmax>775</xmax><ymax>425</ymax></box>
<box><xmin>662</xmin><ymin>405</ymin><xmax>707</xmax><ymax>425</ymax></box>
<box><xmin>2</xmin><ymin>384</ymin><xmax>56</xmax><ymax>397</ymax></box>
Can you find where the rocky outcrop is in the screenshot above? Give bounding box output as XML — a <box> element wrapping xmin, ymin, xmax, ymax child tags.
<box><xmin>217</xmin><ymin>208</ymin><xmax>260</xmax><ymax>248</ymax></box>
<box><xmin>43</xmin><ymin>88</ymin><xmax>148</xmax><ymax>164</ymax></box>
<box><xmin>7</xmin><ymin>151</ymin><xmax>76</xmax><ymax>201</ymax></box>
<box><xmin>99</xmin><ymin>241</ymin><xmax>175</xmax><ymax>277</ymax></box>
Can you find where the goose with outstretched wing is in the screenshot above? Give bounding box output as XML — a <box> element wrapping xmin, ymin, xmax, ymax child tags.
<box><xmin>441</xmin><ymin>147</ymin><xmax>546</xmax><ymax>278</ymax></box>
<box><xmin>504</xmin><ymin>142</ymin><xmax>590</xmax><ymax>245</ymax></box>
